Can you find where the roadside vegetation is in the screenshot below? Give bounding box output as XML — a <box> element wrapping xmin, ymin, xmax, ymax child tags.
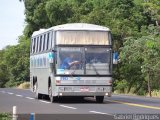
<box><xmin>17</xmin><ymin>82</ymin><xmax>30</xmax><ymax>89</ymax></box>
<box><xmin>0</xmin><ymin>113</ymin><xmax>11</xmax><ymax>120</ymax></box>
<box><xmin>0</xmin><ymin>0</ymin><xmax>159</xmax><ymax>97</ymax></box>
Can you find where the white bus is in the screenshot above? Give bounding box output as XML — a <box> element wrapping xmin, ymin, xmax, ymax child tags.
<box><xmin>30</xmin><ymin>23</ymin><xmax>113</xmax><ymax>103</ymax></box>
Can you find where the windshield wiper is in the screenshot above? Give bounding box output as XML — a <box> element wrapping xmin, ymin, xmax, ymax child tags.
<box><xmin>70</xmin><ymin>70</ymin><xmax>76</xmax><ymax>76</ymax></box>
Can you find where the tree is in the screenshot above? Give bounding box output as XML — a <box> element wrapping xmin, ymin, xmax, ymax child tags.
<box><xmin>120</xmin><ymin>25</ymin><xmax>160</xmax><ymax>96</ymax></box>
<box><xmin>0</xmin><ymin>50</ymin><xmax>9</xmax><ymax>87</ymax></box>
<box><xmin>1</xmin><ymin>35</ymin><xmax>30</xmax><ymax>87</ymax></box>
<box><xmin>45</xmin><ymin>0</ymin><xmax>73</xmax><ymax>26</ymax></box>
<box><xmin>142</xmin><ymin>0</ymin><xmax>160</xmax><ymax>24</ymax></box>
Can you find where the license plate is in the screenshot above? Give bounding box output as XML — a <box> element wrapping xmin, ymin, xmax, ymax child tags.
<box><xmin>80</xmin><ymin>87</ymin><xmax>89</xmax><ymax>92</ymax></box>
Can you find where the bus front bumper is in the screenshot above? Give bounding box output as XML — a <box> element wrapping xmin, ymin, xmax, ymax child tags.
<box><xmin>55</xmin><ymin>86</ymin><xmax>112</xmax><ymax>97</ymax></box>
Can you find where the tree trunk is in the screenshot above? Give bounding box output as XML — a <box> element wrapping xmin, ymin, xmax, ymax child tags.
<box><xmin>127</xmin><ymin>80</ymin><xmax>134</xmax><ymax>93</ymax></box>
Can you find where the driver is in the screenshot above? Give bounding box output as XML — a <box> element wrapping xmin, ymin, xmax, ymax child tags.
<box><xmin>60</xmin><ymin>54</ymin><xmax>80</xmax><ymax>69</ymax></box>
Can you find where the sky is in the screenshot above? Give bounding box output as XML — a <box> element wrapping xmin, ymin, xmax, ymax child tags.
<box><xmin>0</xmin><ymin>0</ymin><xmax>25</xmax><ymax>50</ymax></box>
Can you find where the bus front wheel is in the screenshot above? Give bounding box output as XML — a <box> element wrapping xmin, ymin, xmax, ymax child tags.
<box><xmin>96</xmin><ymin>96</ymin><xmax>104</xmax><ymax>103</ymax></box>
<box><xmin>48</xmin><ymin>86</ymin><xmax>57</xmax><ymax>103</ymax></box>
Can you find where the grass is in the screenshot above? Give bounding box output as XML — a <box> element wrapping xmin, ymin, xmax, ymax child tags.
<box><xmin>17</xmin><ymin>82</ymin><xmax>30</xmax><ymax>89</ymax></box>
<box><xmin>146</xmin><ymin>90</ymin><xmax>160</xmax><ymax>97</ymax></box>
<box><xmin>114</xmin><ymin>90</ymin><xmax>160</xmax><ymax>98</ymax></box>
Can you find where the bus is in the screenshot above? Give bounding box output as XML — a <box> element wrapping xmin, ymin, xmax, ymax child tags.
<box><xmin>30</xmin><ymin>23</ymin><xmax>113</xmax><ymax>103</ymax></box>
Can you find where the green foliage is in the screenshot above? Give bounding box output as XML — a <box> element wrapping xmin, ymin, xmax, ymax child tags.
<box><xmin>46</xmin><ymin>0</ymin><xmax>74</xmax><ymax>25</ymax></box>
<box><xmin>148</xmin><ymin>90</ymin><xmax>160</xmax><ymax>97</ymax></box>
<box><xmin>0</xmin><ymin>35</ymin><xmax>30</xmax><ymax>87</ymax></box>
<box><xmin>114</xmin><ymin>80</ymin><xmax>128</xmax><ymax>93</ymax></box>
<box><xmin>142</xmin><ymin>0</ymin><xmax>160</xmax><ymax>21</ymax></box>
<box><xmin>120</xmin><ymin>25</ymin><xmax>160</xmax><ymax>95</ymax></box>
<box><xmin>0</xmin><ymin>113</ymin><xmax>11</xmax><ymax>120</ymax></box>
<box><xmin>0</xmin><ymin>50</ymin><xmax>9</xmax><ymax>87</ymax></box>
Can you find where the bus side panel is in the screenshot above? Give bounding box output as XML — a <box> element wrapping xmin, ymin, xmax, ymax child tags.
<box><xmin>30</xmin><ymin>53</ymin><xmax>53</xmax><ymax>95</ymax></box>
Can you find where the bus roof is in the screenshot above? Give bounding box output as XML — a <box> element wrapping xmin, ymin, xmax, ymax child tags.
<box><xmin>32</xmin><ymin>23</ymin><xmax>110</xmax><ymax>37</ymax></box>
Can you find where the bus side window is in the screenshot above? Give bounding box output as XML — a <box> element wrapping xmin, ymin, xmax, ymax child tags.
<box><xmin>39</xmin><ymin>35</ymin><xmax>42</xmax><ymax>52</ymax></box>
<box><xmin>48</xmin><ymin>32</ymin><xmax>52</xmax><ymax>50</ymax></box>
<box><xmin>31</xmin><ymin>39</ymin><xmax>33</xmax><ymax>53</ymax></box>
<box><xmin>37</xmin><ymin>36</ymin><xmax>39</xmax><ymax>53</ymax></box>
<box><xmin>33</xmin><ymin>38</ymin><xmax>36</xmax><ymax>53</ymax></box>
<box><xmin>43</xmin><ymin>34</ymin><xmax>46</xmax><ymax>51</ymax></box>
<box><xmin>35</xmin><ymin>37</ymin><xmax>37</xmax><ymax>53</ymax></box>
<box><xmin>49</xmin><ymin>32</ymin><xmax>52</xmax><ymax>50</ymax></box>
<box><xmin>52</xmin><ymin>32</ymin><xmax>54</xmax><ymax>49</ymax></box>
<box><xmin>36</xmin><ymin>36</ymin><xmax>39</xmax><ymax>53</ymax></box>
<box><xmin>46</xmin><ymin>32</ymin><xmax>50</xmax><ymax>50</ymax></box>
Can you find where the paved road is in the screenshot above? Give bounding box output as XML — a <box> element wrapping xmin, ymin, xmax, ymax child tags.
<box><xmin>0</xmin><ymin>88</ymin><xmax>160</xmax><ymax>120</ymax></box>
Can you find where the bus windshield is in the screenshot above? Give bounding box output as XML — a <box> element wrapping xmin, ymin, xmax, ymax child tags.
<box><xmin>56</xmin><ymin>47</ymin><xmax>111</xmax><ymax>75</ymax></box>
<box><xmin>85</xmin><ymin>47</ymin><xmax>111</xmax><ymax>75</ymax></box>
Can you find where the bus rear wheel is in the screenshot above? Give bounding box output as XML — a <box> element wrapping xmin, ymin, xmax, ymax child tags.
<box><xmin>96</xmin><ymin>96</ymin><xmax>104</xmax><ymax>103</ymax></box>
<box><xmin>33</xmin><ymin>82</ymin><xmax>42</xmax><ymax>99</ymax></box>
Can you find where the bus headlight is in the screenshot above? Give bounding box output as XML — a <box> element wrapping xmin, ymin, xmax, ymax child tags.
<box><xmin>105</xmin><ymin>93</ymin><xmax>109</xmax><ymax>96</ymax></box>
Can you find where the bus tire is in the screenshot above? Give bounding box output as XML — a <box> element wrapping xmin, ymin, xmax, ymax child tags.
<box><xmin>48</xmin><ymin>86</ymin><xmax>57</xmax><ymax>103</ymax></box>
<box><xmin>96</xmin><ymin>96</ymin><xmax>104</xmax><ymax>103</ymax></box>
<box><xmin>33</xmin><ymin>77</ymin><xmax>37</xmax><ymax>92</ymax></box>
<box><xmin>34</xmin><ymin>82</ymin><xmax>42</xmax><ymax>99</ymax></box>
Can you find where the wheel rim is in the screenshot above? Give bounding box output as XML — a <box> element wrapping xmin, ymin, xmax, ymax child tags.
<box><xmin>48</xmin><ymin>87</ymin><xmax>52</xmax><ymax>100</ymax></box>
<box><xmin>33</xmin><ymin>84</ymin><xmax>37</xmax><ymax>93</ymax></box>
<box><xmin>33</xmin><ymin>83</ymin><xmax>39</xmax><ymax>99</ymax></box>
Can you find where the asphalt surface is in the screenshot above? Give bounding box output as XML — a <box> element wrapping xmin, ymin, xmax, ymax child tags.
<box><xmin>0</xmin><ymin>88</ymin><xmax>160</xmax><ymax>120</ymax></box>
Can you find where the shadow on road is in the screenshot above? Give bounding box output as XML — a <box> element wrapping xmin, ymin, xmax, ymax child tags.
<box><xmin>40</xmin><ymin>95</ymin><xmax>113</xmax><ymax>104</ymax></box>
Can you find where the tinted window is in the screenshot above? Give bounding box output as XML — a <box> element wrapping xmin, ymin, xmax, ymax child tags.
<box><xmin>36</xmin><ymin>37</ymin><xmax>39</xmax><ymax>53</ymax></box>
<box><xmin>43</xmin><ymin>34</ymin><xmax>46</xmax><ymax>51</ymax></box>
<box><xmin>46</xmin><ymin>32</ymin><xmax>50</xmax><ymax>50</ymax></box>
<box><xmin>31</xmin><ymin>39</ymin><xmax>33</xmax><ymax>53</ymax></box>
<box><xmin>39</xmin><ymin>35</ymin><xmax>42</xmax><ymax>52</ymax></box>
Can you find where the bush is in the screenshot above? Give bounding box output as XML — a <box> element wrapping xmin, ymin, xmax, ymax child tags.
<box><xmin>0</xmin><ymin>113</ymin><xmax>11</xmax><ymax>120</ymax></box>
<box><xmin>136</xmin><ymin>88</ymin><xmax>146</xmax><ymax>96</ymax></box>
<box><xmin>17</xmin><ymin>82</ymin><xmax>30</xmax><ymax>89</ymax></box>
<box><xmin>146</xmin><ymin>90</ymin><xmax>160</xmax><ymax>97</ymax></box>
<box><xmin>114</xmin><ymin>80</ymin><xmax>128</xmax><ymax>93</ymax></box>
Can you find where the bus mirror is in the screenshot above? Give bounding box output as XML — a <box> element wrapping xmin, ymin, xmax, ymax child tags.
<box><xmin>52</xmin><ymin>49</ymin><xmax>57</xmax><ymax>52</ymax></box>
<box><xmin>113</xmin><ymin>52</ymin><xmax>118</xmax><ymax>64</ymax></box>
<box><xmin>48</xmin><ymin>52</ymin><xmax>54</xmax><ymax>63</ymax></box>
